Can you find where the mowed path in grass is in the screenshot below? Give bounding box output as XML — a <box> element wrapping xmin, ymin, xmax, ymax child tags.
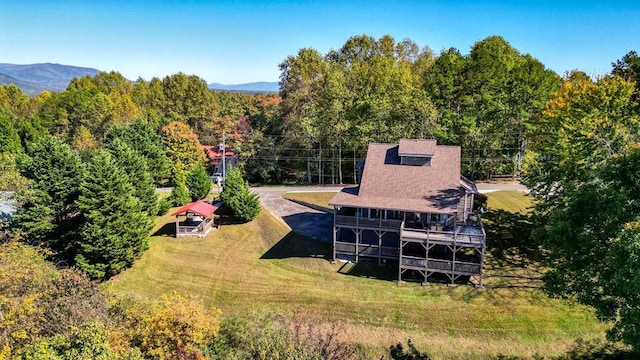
<box><xmin>109</xmin><ymin>191</ymin><xmax>606</xmax><ymax>359</ymax></box>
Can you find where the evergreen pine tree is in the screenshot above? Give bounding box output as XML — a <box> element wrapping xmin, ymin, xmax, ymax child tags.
<box><xmin>0</xmin><ymin>111</ymin><xmax>23</xmax><ymax>154</ymax></box>
<box><xmin>220</xmin><ymin>168</ymin><xmax>261</xmax><ymax>222</ymax></box>
<box><xmin>170</xmin><ymin>171</ymin><xmax>191</xmax><ymax>207</ymax></box>
<box><xmin>76</xmin><ymin>150</ymin><xmax>152</xmax><ymax>280</ymax></box>
<box><xmin>106</xmin><ymin>138</ymin><xmax>158</xmax><ymax>217</ymax></box>
<box><xmin>104</xmin><ymin>119</ymin><xmax>171</xmax><ymax>185</ymax></box>
<box><xmin>186</xmin><ymin>164</ymin><xmax>211</xmax><ymax>201</ymax></box>
<box><xmin>13</xmin><ymin>135</ymin><xmax>86</xmax><ymax>260</ymax></box>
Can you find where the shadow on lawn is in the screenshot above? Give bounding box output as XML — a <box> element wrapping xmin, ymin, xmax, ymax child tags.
<box><xmin>484</xmin><ymin>209</ymin><xmax>542</xmax><ymax>269</ymax></box>
<box><xmin>261</xmin><ymin>230</ymin><xmax>331</xmax><ymax>260</ymax></box>
<box><xmin>337</xmin><ymin>260</ymin><xmax>398</xmax><ymax>282</ymax></box>
<box><xmin>215</xmin><ymin>205</ymin><xmax>249</xmax><ymax>226</ymax></box>
<box><xmin>261</xmin><ymin>206</ymin><xmax>545</xmax><ymax>289</ymax></box>
<box><xmin>280</xmin><ymin>212</ymin><xmax>333</xmax><ymax>244</ymax></box>
<box><xmin>152</xmin><ymin>223</ymin><xmax>175</xmax><ymax>237</ymax></box>
<box><xmin>480</xmin><ymin>208</ymin><xmax>545</xmax><ymax>291</ymax></box>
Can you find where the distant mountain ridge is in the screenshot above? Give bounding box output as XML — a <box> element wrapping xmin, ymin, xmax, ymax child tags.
<box><xmin>0</xmin><ymin>73</ymin><xmax>51</xmax><ymax>96</ymax></box>
<box><xmin>208</xmin><ymin>81</ymin><xmax>279</xmax><ymax>93</ymax></box>
<box><xmin>0</xmin><ymin>63</ymin><xmax>101</xmax><ymax>94</ymax></box>
<box><xmin>0</xmin><ymin>62</ymin><xmax>279</xmax><ymax>95</ymax></box>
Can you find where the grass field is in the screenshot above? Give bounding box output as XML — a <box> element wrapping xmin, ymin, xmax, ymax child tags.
<box><xmin>283</xmin><ymin>191</ymin><xmax>337</xmax><ymax>210</ymax></box>
<box><xmin>109</xmin><ymin>190</ymin><xmax>607</xmax><ymax>359</ymax></box>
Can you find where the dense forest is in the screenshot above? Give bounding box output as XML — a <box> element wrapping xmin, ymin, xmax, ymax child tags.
<box><xmin>1</xmin><ymin>34</ymin><xmax>640</xmax><ymax>358</ymax></box>
<box><xmin>1</xmin><ymin>35</ymin><xmax>564</xmax><ymax>186</ymax></box>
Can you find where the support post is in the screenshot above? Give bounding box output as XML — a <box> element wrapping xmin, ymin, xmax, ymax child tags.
<box><xmin>378</xmin><ymin>231</ymin><xmax>383</xmax><ymax>265</ymax></box>
<box><xmin>398</xmin><ymin>240</ymin><xmax>403</xmax><ymax>283</ymax></box>
<box><xmin>332</xmin><ymin>209</ymin><xmax>337</xmax><ymax>262</ymax></box>
<box><xmin>355</xmin><ymin>229</ymin><xmax>360</xmax><ymax>263</ymax></box>
<box><xmin>222</xmin><ymin>130</ymin><xmax>226</xmax><ymax>180</ymax></box>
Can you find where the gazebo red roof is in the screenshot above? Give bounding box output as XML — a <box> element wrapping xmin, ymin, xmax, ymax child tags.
<box><xmin>171</xmin><ymin>201</ymin><xmax>218</xmax><ymax>217</ymax></box>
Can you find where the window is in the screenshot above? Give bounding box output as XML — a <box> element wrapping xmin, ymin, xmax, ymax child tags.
<box><xmin>400</xmin><ymin>156</ymin><xmax>431</xmax><ymax>166</ymax></box>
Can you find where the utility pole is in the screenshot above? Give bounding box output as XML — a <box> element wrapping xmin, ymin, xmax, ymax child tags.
<box><xmin>221</xmin><ymin>130</ymin><xmax>226</xmax><ymax>180</ymax></box>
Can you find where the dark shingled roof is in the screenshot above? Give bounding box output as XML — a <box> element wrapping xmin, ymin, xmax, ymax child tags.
<box><xmin>329</xmin><ymin>140</ymin><xmax>467</xmax><ymax>214</ymax></box>
<box><xmin>397</xmin><ymin>138</ymin><xmax>437</xmax><ymax>157</ymax></box>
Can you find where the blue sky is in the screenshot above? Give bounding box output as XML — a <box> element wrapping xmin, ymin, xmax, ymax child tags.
<box><xmin>1</xmin><ymin>1</ymin><xmax>638</xmax><ymax>84</ymax></box>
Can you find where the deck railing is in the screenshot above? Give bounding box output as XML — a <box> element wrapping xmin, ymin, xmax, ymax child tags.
<box><xmin>334</xmin><ymin>241</ymin><xmax>399</xmax><ymax>259</ymax></box>
<box><xmin>400</xmin><ymin>227</ymin><xmax>485</xmax><ymax>247</ymax></box>
<box><xmin>400</xmin><ymin>255</ymin><xmax>481</xmax><ymax>275</ymax></box>
<box><xmin>335</xmin><ymin>215</ymin><xmax>403</xmax><ymax>229</ymax></box>
<box><xmin>177</xmin><ymin>219</ymin><xmax>213</xmax><ymax>237</ymax></box>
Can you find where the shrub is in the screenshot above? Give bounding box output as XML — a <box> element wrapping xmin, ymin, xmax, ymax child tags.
<box><xmin>220</xmin><ymin>168</ymin><xmax>261</xmax><ymax>222</ymax></box>
<box><xmin>186</xmin><ymin>164</ymin><xmax>211</xmax><ymax>201</ymax></box>
<box><xmin>170</xmin><ymin>171</ymin><xmax>191</xmax><ymax>207</ymax></box>
<box><xmin>206</xmin><ymin>313</ymin><xmax>359</xmax><ymax>360</ymax></box>
<box><xmin>156</xmin><ymin>197</ymin><xmax>172</xmax><ymax>216</ymax></box>
<box><xmin>121</xmin><ymin>292</ymin><xmax>221</xmax><ymax>359</ymax></box>
<box><xmin>389</xmin><ymin>339</ymin><xmax>431</xmax><ymax>360</ymax></box>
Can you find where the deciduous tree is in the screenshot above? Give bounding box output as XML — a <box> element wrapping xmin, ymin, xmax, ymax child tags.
<box><xmin>523</xmin><ymin>73</ymin><xmax>640</xmax><ymax>349</ymax></box>
<box><xmin>161</xmin><ymin>121</ymin><xmax>206</xmax><ymax>174</ymax></box>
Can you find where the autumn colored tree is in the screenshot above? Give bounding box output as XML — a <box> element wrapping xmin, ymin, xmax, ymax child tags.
<box><xmin>161</xmin><ymin>121</ymin><xmax>206</xmax><ymax>174</ymax></box>
<box><xmin>612</xmin><ymin>50</ymin><xmax>640</xmax><ymax>102</ymax></box>
<box><xmin>0</xmin><ymin>243</ymin><xmax>110</xmax><ymax>358</ymax></box>
<box><xmin>523</xmin><ymin>73</ymin><xmax>640</xmax><ymax>349</ymax></box>
<box><xmin>121</xmin><ymin>292</ymin><xmax>221</xmax><ymax>359</ymax></box>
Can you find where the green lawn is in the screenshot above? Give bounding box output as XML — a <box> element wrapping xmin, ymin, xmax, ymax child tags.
<box><xmin>109</xmin><ymin>190</ymin><xmax>606</xmax><ymax>359</ymax></box>
<box><xmin>486</xmin><ymin>190</ymin><xmax>533</xmax><ymax>214</ymax></box>
<box><xmin>283</xmin><ymin>191</ymin><xmax>337</xmax><ymax>210</ymax></box>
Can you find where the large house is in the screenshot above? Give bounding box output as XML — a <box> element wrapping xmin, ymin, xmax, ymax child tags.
<box><xmin>329</xmin><ymin>139</ymin><xmax>486</xmax><ymax>286</ymax></box>
<box><xmin>202</xmin><ymin>145</ymin><xmax>237</xmax><ymax>175</ymax></box>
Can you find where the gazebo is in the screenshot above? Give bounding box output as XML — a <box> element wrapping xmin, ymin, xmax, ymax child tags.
<box><xmin>171</xmin><ymin>201</ymin><xmax>218</xmax><ymax>238</ymax></box>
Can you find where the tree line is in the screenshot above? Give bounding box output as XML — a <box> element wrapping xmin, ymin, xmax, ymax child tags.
<box><xmin>0</xmin><ymin>34</ymin><xmax>562</xmax><ymax>186</ymax></box>
<box><xmin>1</xmin><ymin>33</ymin><xmax>640</xmax><ymax>354</ymax></box>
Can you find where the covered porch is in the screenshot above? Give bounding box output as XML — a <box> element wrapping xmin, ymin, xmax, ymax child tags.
<box><xmin>171</xmin><ymin>201</ymin><xmax>218</xmax><ymax>238</ymax></box>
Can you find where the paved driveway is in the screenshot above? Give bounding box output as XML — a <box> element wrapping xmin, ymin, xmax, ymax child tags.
<box><xmin>251</xmin><ymin>186</ymin><xmax>343</xmax><ymax>243</ymax></box>
<box><xmin>476</xmin><ymin>182</ymin><xmax>528</xmax><ymax>193</ymax></box>
<box><xmin>251</xmin><ymin>182</ymin><xmax>528</xmax><ymax>243</ymax></box>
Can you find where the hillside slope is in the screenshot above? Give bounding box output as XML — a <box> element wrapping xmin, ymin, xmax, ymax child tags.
<box><xmin>0</xmin><ymin>63</ymin><xmax>100</xmax><ymax>93</ymax></box>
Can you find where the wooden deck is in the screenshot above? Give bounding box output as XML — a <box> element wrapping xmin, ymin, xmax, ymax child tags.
<box><xmin>401</xmin><ymin>225</ymin><xmax>485</xmax><ymax>247</ymax></box>
<box><xmin>335</xmin><ymin>242</ymin><xmax>399</xmax><ymax>259</ymax></box>
<box><xmin>333</xmin><ymin>212</ymin><xmax>486</xmax><ymax>285</ymax></box>
<box><xmin>400</xmin><ymin>255</ymin><xmax>481</xmax><ymax>275</ymax></box>
<box><xmin>334</xmin><ymin>214</ymin><xmax>485</xmax><ymax>247</ymax></box>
